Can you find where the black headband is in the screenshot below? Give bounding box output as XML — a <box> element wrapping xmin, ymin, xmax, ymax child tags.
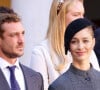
<box><xmin>64</xmin><ymin>18</ymin><xmax>94</xmax><ymax>54</ymax></box>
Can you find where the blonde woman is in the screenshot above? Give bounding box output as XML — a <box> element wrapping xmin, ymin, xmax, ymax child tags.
<box><xmin>29</xmin><ymin>0</ymin><xmax>99</xmax><ymax>90</ymax></box>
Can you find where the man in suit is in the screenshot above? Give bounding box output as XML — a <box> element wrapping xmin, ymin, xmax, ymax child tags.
<box><xmin>94</xmin><ymin>27</ymin><xmax>100</xmax><ymax>66</ymax></box>
<box><xmin>0</xmin><ymin>12</ymin><xmax>43</xmax><ymax>90</ymax></box>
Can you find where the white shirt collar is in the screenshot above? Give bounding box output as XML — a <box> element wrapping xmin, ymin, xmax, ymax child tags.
<box><xmin>0</xmin><ymin>57</ymin><xmax>20</xmax><ymax>70</ymax></box>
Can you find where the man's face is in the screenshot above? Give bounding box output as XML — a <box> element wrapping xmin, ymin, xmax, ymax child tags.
<box><xmin>0</xmin><ymin>22</ymin><xmax>25</xmax><ymax>59</ymax></box>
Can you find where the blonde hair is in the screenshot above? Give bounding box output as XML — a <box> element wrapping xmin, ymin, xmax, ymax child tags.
<box><xmin>46</xmin><ymin>0</ymin><xmax>83</xmax><ymax>72</ymax></box>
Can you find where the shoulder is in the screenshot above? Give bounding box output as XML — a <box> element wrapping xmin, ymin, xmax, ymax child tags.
<box><xmin>32</xmin><ymin>39</ymin><xmax>49</xmax><ymax>50</ymax></box>
<box><xmin>91</xmin><ymin>68</ymin><xmax>100</xmax><ymax>84</ymax></box>
<box><xmin>31</xmin><ymin>39</ymin><xmax>50</xmax><ymax>54</ymax></box>
<box><xmin>93</xmin><ymin>68</ymin><xmax>100</xmax><ymax>76</ymax></box>
<box><xmin>20</xmin><ymin>64</ymin><xmax>43</xmax><ymax>79</ymax></box>
<box><xmin>20</xmin><ymin>64</ymin><xmax>44</xmax><ymax>90</ymax></box>
<box><xmin>49</xmin><ymin>71</ymin><xmax>71</xmax><ymax>90</ymax></box>
<box><xmin>31</xmin><ymin>39</ymin><xmax>51</xmax><ymax>61</ymax></box>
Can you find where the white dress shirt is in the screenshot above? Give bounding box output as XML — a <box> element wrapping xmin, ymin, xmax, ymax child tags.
<box><xmin>0</xmin><ymin>57</ymin><xmax>26</xmax><ymax>90</ymax></box>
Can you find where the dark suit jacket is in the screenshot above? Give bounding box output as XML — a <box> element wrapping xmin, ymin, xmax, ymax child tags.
<box><xmin>0</xmin><ymin>64</ymin><xmax>44</xmax><ymax>90</ymax></box>
<box><xmin>94</xmin><ymin>28</ymin><xmax>100</xmax><ymax>66</ymax></box>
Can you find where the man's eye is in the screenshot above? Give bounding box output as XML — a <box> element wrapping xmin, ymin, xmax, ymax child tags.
<box><xmin>9</xmin><ymin>34</ymin><xmax>16</xmax><ymax>37</ymax></box>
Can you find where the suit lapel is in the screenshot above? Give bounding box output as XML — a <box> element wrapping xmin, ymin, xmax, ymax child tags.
<box><xmin>20</xmin><ymin>64</ymin><xmax>36</xmax><ymax>90</ymax></box>
<box><xmin>0</xmin><ymin>69</ymin><xmax>10</xmax><ymax>90</ymax></box>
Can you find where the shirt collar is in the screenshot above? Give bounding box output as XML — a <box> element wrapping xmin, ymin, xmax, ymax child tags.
<box><xmin>0</xmin><ymin>57</ymin><xmax>20</xmax><ymax>70</ymax></box>
<box><xmin>69</xmin><ymin>63</ymin><xmax>93</xmax><ymax>77</ymax></box>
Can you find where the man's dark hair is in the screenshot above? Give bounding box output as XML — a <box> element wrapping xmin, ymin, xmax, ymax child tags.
<box><xmin>0</xmin><ymin>6</ymin><xmax>16</xmax><ymax>14</ymax></box>
<box><xmin>0</xmin><ymin>13</ymin><xmax>21</xmax><ymax>38</ymax></box>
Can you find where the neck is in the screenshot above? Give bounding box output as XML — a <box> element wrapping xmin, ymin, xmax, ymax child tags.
<box><xmin>72</xmin><ymin>61</ymin><xmax>90</xmax><ymax>71</ymax></box>
<box><xmin>0</xmin><ymin>55</ymin><xmax>17</xmax><ymax>65</ymax></box>
<box><xmin>0</xmin><ymin>52</ymin><xmax>17</xmax><ymax>65</ymax></box>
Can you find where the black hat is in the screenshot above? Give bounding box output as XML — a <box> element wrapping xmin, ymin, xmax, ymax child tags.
<box><xmin>64</xmin><ymin>18</ymin><xmax>94</xmax><ymax>54</ymax></box>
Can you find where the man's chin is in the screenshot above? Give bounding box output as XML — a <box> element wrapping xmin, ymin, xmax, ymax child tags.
<box><xmin>14</xmin><ymin>52</ymin><xmax>24</xmax><ymax>58</ymax></box>
<box><xmin>18</xmin><ymin>52</ymin><xmax>24</xmax><ymax>57</ymax></box>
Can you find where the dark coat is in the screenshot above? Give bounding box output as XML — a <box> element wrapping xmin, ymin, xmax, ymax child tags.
<box><xmin>48</xmin><ymin>64</ymin><xmax>100</xmax><ymax>90</ymax></box>
<box><xmin>94</xmin><ymin>28</ymin><xmax>100</xmax><ymax>66</ymax></box>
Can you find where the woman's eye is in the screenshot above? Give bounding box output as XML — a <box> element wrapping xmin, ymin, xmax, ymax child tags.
<box><xmin>73</xmin><ymin>14</ymin><xmax>78</xmax><ymax>16</ymax></box>
<box><xmin>83</xmin><ymin>40</ymin><xmax>89</xmax><ymax>43</ymax></box>
<box><xmin>71</xmin><ymin>40</ymin><xmax>77</xmax><ymax>44</ymax></box>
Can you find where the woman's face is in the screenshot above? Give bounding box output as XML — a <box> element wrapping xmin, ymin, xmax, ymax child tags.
<box><xmin>69</xmin><ymin>27</ymin><xmax>95</xmax><ymax>63</ymax></box>
<box><xmin>66</xmin><ymin>1</ymin><xmax>84</xmax><ymax>27</ymax></box>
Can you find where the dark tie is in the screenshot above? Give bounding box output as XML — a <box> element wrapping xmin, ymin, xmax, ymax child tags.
<box><xmin>7</xmin><ymin>66</ymin><xmax>20</xmax><ymax>90</ymax></box>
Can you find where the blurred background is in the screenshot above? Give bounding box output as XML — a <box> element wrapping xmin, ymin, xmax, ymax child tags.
<box><xmin>84</xmin><ymin>0</ymin><xmax>100</xmax><ymax>27</ymax></box>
